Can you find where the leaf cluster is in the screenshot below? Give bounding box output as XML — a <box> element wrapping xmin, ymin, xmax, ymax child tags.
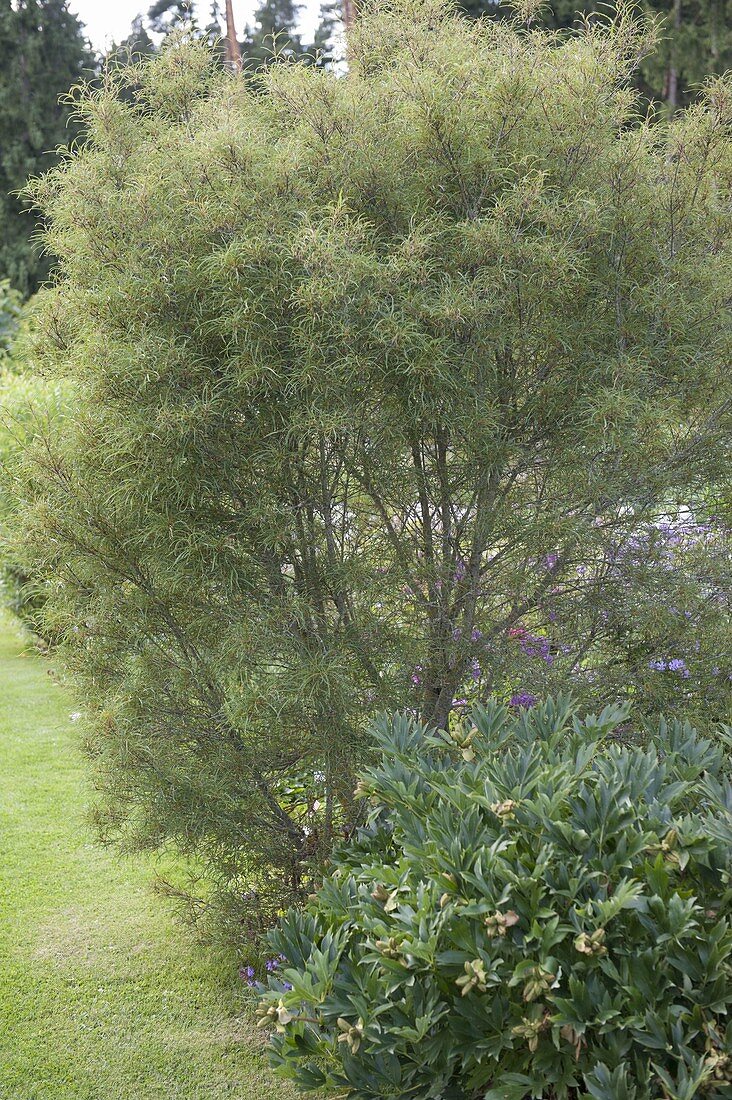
<box><xmin>263</xmin><ymin>699</ymin><xmax>732</xmax><ymax>1099</ymax></box>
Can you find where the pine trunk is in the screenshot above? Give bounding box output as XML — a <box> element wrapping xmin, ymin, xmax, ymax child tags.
<box><xmin>225</xmin><ymin>0</ymin><xmax>242</xmax><ymax>70</ymax></box>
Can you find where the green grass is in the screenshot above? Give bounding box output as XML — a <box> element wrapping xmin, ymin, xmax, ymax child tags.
<box><xmin>0</xmin><ymin>613</ymin><xmax>297</xmax><ymax>1099</ymax></box>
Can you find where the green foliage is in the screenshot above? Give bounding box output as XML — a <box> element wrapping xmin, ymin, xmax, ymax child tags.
<box><xmin>141</xmin><ymin>0</ymin><xmax>316</xmax><ymax>70</ymax></box>
<box><xmin>0</xmin><ymin>311</ymin><xmax>70</xmax><ymax>640</ymax></box>
<box><xmin>263</xmin><ymin>700</ymin><xmax>732</xmax><ymax>1099</ymax></box>
<box><xmin>458</xmin><ymin>0</ymin><xmax>732</xmax><ymax>113</ymax></box>
<box><xmin>0</xmin><ymin>615</ymin><xmax>299</xmax><ymax>1100</ymax></box>
<box><xmin>240</xmin><ymin>0</ymin><xmax>310</xmax><ymax>69</ymax></box>
<box><xmin>148</xmin><ymin>0</ymin><xmax>190</xmax><ymax>33</ymax></box>
<box><xmin>16</xmin><ymin>1</ymin><xmax>732</xmax><ymax>930</ymax></box>
<box><xmin>0</xmin><ymin>280</ymin><xmax>21</xmax><ymax>358</ymax></box>
<box><xmin>0</xmin><ymin>0</ymin><xmax>93</xmax><ymax>296</ymax></box>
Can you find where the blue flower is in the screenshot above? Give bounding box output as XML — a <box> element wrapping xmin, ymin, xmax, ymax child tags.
<box><xmin>239</xmin><ymin>964</ymin><xmax>256</xmax><ymax>987</ymax></box>
<box><xmin>510</xmin><ymin>691</ymin><xmax>537</xmax><ymax>709</ymax></box>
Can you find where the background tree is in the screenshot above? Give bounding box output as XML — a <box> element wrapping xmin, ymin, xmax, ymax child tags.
<box><xmin>0</xmin><ymin>0</ymin><xmax>92</xmax><ymax>296</ymax></box>
<box><xmin>457</xmin><ymin>0</ymin><xmax>732</xmax><ymax>112</ymax></box>
<box><xmin>240</xmin><ymin>0</ymin><xmax>307</xmax><ymax>68</ymax></box>
<box><xmin>147</xmin><ymin>0</ymin><xmax>191</xmax><ymax>33</ymax></box>
<box><xmin>312</xmin><ymin>0</ymin><xmax>345</xmax><ymax>64</ymax></box>
<box><xmin>113</xmin><ymin>15</ymin><xmax>157</xmax><ymax>61</ymax></box>
<box><xmin>16</xmin><ymin>0</ymin><xmax>732</xmax><ymax>937</ymax></box>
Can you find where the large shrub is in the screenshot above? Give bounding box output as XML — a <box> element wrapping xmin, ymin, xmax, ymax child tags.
<box><xmin>262</xmin><ymin>700</ymin><xmax>732</xmax><ymax>1099</ymax></box>
<box><xmin>18</xmin><ymin>1</ymin><xmax>732</xmax><ymax>925</ymax></box>
<box><xmin>0</xmin><ymin>357</ymin><xmax>70</xmax><ymax>639</ymax></box>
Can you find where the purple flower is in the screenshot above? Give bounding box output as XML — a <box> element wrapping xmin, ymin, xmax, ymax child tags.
<box><xmin>510</xmin><ymin>691</ymin><xmax>537</xmax><ymax>709</ymax></box>
<box><xmin>452</xmin><ymin>698</ymin><xmax>468</xmax><ymax>708</ymax></box>
<box><xmin>470</xmin><ymin>658</ymin><xmax>481</xmax><ymax>681</ymax></box>
<box><xmin>452</xmin><ymin>627</ymin><xmax>462</xmax><ymax>640</ymax></box>
<box><xmin>519</xmin><ymin>632</ymin><xmax>552</xmax><ymax>663</ymax></box>
<box><xmin>649</xmin><ymin>659</ymin><xmax>667</xmax><ymax>671</ymax></box>
<box><xmin>266</xmin><ymin>959</ymin><xmax>280</xmax><ymax>972</ymax></box>
<box><xmin>471</xmin><ymin>628</ymin><xmax>482</xmax><ymax>642</ymax></box>
<box><xmin>454</xmin><ymin>559</ymin><xmax>467</xmax><ymax>582</ymax></box>
<box><xmin>668</xmin><ymin>658</ymin><xmax>688</xmax><ymax>676</ymax></box>
<box><xmin>239</xmin><ymin>964</ymin><xmax>256</xmax><ymax>987</ymax></box>
<box><xmin>282</xmin><ymin>981</ymin><xmax>293</xmax><ymax>991</ymax></box>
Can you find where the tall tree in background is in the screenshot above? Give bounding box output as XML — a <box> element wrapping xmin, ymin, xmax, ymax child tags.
<box><xmin>457</xmin><ymin>0</ymin><xmax>732</xmax><ymax>112</ymax></box>
<box><xmin>147</xmin><ymin>0</ymin><xmax>190</xmax><ymax>33</ymax></box>
<box><xmin>224</xmin><ymin>0</ymin><xmax>242</xmax><ymax>68</ymax></box>
<box><xmin>638</xmin><ymin>0</ymin><xmax>732</xmax><ymax>111</ymax></box>
<box><xmin>106</xmin><ymin>14</ymin><xmax>156</xmax><ymax>64</ymax></box>
<box><xmin>143</xmin><ymin>0</ymin><xmax>309</xmax><ymax>71</ymax></box>
<box><xmin>240</xmin><ymin>0</ymin><xmax>306</xmax><ymax>68</ymax></box>
<box><xmin>0</xmin><ymin>0</ymin><xmax>91</xmax><ymax>296</ymax></box>
<box><xmin>312</xmin><ymin>0</ymin><xmax>344</xmax><ymax>63</ymax></box>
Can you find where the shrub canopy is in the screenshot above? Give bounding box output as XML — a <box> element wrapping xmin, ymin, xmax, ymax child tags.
<box><xmin>262</xmin><ymin>701</ymin><xmax>732</xmax><ymax>1099</ymax></box>
<box><xmin>18</xmin><ymin>0</ymin><xmax>732</xmax><ymax>921</ymax></box>
<box><xmin>0</xmin><ymin>332</ymin><xmax>70</xmax><ymax>639</ymax></box>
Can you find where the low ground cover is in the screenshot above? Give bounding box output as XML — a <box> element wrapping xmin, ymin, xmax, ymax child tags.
<box><xmin>0</xmin><ymin>612</ymin><xmax>296</xmax><ymax>1100</ymax></box>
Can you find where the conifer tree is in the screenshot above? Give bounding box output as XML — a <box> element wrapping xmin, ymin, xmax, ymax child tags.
<box><xmin>0</xmin><ymin>0</ymin><xmax>92</xmax><ymax>295</ymax></box>
<box><xmin>147</xmin><ymin>0</ymin><xmax>190</xmax><ymax>33</ymax></box>
<box><xmin>458</xmin><ymin>0</ymin><xmax>732</xmax><ymax>112</ymax></box>
<box><xmin>240</xmin><ymin>0</ymin><xmax>306</xmax><ymax>68</ymax></box>
<box><xmin>312</xmin><ymin>0</ymin><xmax>344</xmax><ymax>64</ymax></box>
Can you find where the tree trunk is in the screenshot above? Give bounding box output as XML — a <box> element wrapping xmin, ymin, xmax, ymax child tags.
<box><xmin>225</xmin><ymin>0</ymin><xmax>242</xmax><ymax>70</ymax></box>
<box><xmin>667</xmin><ymin>0</ymin><xmax>682</xmax><ymax>113</ymax></box>
<box><xmin>343</xmin><ymin>0</ymin><xmax>356</xmax><ymax>32</ymax></box>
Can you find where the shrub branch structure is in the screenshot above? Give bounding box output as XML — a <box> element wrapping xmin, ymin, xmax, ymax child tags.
<box><xmin>16</xmin><ymin>1</ymin><xmax>732</xmax><ymax>923</ymax></box>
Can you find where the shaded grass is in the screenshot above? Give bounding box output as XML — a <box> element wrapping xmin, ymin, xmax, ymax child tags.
<box><xmin>0</xmin><ymin>614</ymin><xmax>296</xmax><ymax>1099</ymax></box>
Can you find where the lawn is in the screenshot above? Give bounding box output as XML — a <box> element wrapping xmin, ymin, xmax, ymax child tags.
<box><xmin>0</xmin><ymin>612</ymin><xmax>297</xmax><ymax>1099</ymax></box>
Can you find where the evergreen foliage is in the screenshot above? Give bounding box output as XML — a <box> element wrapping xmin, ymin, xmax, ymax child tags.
<box><xmin>17</xmin><ymin>0</ymin><xmax>732</xmax><ymax>926</ymax></box>
<box><xmin>114</xmin><ymin>15</ymin><xmax>157</xmax><ymax>62</ymax></box>
<box><xmin>240</xmin><ymin>0</ymin><xmax>308</xmax><ymax>69</ymax></box>
<box><xmin>312</xmin><ymin>0</ymin><xmax>344</xmax><ymax>65</ymax></box>
<box><xmin>0</xmin><ymin>0</ymin><xmax>92</xmax><ymax>296</ymax></box>
<box><xmin>458</xmin><ymin>0</ymin><xmax>732</xmax><ymax>112</ymax></box>
<box><xmin>0</xmin><ymin>299</ymin><xmax>69</xmax><ymax>639</ymax></box>
<box><xmin>0</xmin><ymin>281</ymin><xmax>21</xmax><ymax>358</ymax></box>
<box><xmin>148</xmin><ymin>0</ymin><xmax>191</xmax><ymax>33</ymax></box>
<box><xmin>262</xmin><ymin>701</ymin><xmax>732</xmax><ymax>1099</ymax></box>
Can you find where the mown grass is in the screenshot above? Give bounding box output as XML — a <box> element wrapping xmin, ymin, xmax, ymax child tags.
<box><xmin>0</xmin><ymin>613</ymin><xmax>297</xmax><ymax>1099</ymax></box>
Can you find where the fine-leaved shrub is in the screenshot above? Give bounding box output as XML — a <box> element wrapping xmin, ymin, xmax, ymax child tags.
<box><xmin>0</xmin><ymin>299</ymin><xmax>70</xmax><ymax>641</ymax></box>
<box><xmin>0</xmin><ymin>369</ymin><xmax>70</xmax><ymax>639</ymax></box>
<box><xmin>18</xmin><ymin>0</ymin><xmax>732</xmax><ymax>926</ymax></box>
<box><xmin>262</xmin><ymin>698</ymin><xmax>732</xmax><ymax>1099</ymax></box>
